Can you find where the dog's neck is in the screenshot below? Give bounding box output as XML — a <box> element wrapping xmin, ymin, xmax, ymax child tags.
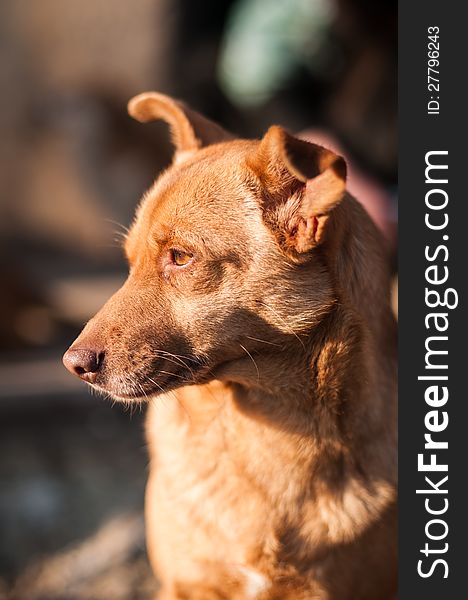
<box><xmin>216</xmin><ymin>302</ymin><xmax>393</xmax><ymax>442</ymax></box>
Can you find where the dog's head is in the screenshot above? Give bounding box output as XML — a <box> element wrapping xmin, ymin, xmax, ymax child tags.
<box><xmin>63</xmin><ymin>92</ymin><xmax>356</xmax><ymax>401</ymax></box>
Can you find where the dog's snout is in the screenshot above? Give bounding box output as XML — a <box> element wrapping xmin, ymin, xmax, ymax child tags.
<box><xmin>62</xmin><ymin>348</ymin><xmax>104</xmax><ymax>383</ymax></box>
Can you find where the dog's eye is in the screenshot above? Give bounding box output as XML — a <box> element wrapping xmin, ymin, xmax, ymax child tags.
<box><xmin>170</xmin><ymin>249</ymin><xmax>193</xmax><ymax>267</ymax></box>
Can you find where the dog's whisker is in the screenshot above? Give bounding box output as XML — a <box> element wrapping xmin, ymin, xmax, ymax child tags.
<box><xmin>136</xmin><ymin>382</ymin><xmax>150</xmax><ymax>407</ymax></box>
<box><xmin>256</xmin><ymin>300</ymin><xmax>306</xmax><ymax>351</ymax></box>
<box><xmin>147</xmin><ymin>376</ymin><xmax>167</xmax><ymax>396</ymax></box>
<box><xmin>157</xmin><ymin>369</ymin><xmax>186</xmax><ymax>380</ymax></box>
<box><xmin>239</xmin><ymin>344</ymin><xmax>260</xmax><ymax>383</ymax></box>
<box><xmin>104</xmin><ymin>218</ymin><xmax>131</xmax><ymax>234</ymax></box>
<box><xmin>112</xmin><ymin>233</ymin><xmax>128</xmax><ymax>243</ymax></box>
<box><xmin>155</xmin><ymin>349</ymin><xmax>199</xmax><ymax>364</ymax></box>
<box><xmin>154</xmin><ymin>351</ymin><xmax>196</xmax><ymax>377</ymax></box>
<box><xmin>155</xmin><ymin>354</ymin><xmax>194</xmax><ymax>373</ymax></box>
<box><xmin>245</xmin><ymin>335</ymin><xmax>282</xmax><ymax>347</ymax></box>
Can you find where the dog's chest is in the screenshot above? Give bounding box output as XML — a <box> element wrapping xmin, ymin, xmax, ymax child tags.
<box><xmin>145</xmin><ymin>391</ymin><xmax>286</xmax><ymax>584</ymax></box>
<box><xmin>238</xmin><ymin>566</ymin><xmax>272</xmax><ymax>599</ymax></box>
<box><xmin>147</xmin><ymin>396</ymin><xmax>274</xmax><ymax>526</ymax></box>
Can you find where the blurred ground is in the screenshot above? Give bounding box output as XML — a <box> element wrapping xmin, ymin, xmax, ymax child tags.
<box><xmin>1</xmin><ymin>395</ymin><xmax>156</xmax><ymax>600</ymax></box>
<box><xmin>0</xmin><ymin>1</ymin><xmax>396</xmax><ymax>598</ymax></box>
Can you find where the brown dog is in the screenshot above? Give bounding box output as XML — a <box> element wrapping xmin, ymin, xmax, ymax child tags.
<box><xmin>63</xmin><ymin>92</ymin><xmax>397</xmax><ymax>599</ymax></box>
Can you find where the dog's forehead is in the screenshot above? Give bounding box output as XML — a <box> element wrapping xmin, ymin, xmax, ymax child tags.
<box><xmin>138</xmin><ymin>141</ymin><xmax>262</xmax><ymax>234</ymax></box>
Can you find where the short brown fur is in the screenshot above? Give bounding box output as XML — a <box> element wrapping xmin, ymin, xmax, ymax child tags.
<box><xmin>64</xmin><ymin>92</ymin><xmax>397</xmax><ymax>599</ymax></box>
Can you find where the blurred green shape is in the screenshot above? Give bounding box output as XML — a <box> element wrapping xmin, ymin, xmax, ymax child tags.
<box><xmin>218</xmin><ymin>0</ymin><xmax>334</xmax><ymax>107</ymax></box>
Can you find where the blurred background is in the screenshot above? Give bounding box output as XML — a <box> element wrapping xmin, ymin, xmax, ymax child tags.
<box><xmin>0</xmin><ymin>1</ymin><xmax>397</xmax><ymax>598</ymax></box>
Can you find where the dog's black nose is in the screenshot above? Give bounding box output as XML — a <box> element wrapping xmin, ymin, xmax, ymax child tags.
<box><xmin>62</xmin><ymin>348</ymin><xmax>103</xmax><ymax>383</ymax></box>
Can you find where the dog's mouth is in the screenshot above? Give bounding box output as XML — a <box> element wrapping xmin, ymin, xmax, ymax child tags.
<box><xmin>89</xmin><ymin>359</ymin><xmax>210</xmax><ymax>402</ymax></box>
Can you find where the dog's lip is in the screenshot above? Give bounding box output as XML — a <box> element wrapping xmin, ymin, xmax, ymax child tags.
<box><xmin>89</xmin><ymin>369</ymin><xmax>194</xmax><ymax>401</ymax></box>
<box><xmin>86</xmin><ymin>383</ymin><xmax>146</xmax><ymax>401</ymax></box>
<box><xmin>89</xmin><ymin>382</ymin><xmax>160</xmax><ymax>401</ymax></box>
<box><xmin>87</xmin><ymin>357</ymin><xmax>211</xmax><ymax>401</ymax></box>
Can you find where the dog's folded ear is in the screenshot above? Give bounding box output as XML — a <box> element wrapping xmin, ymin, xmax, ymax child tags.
<box><xmin>250</xmin><ymin>126</ymin><xmax>347</xmax><ymax>253</ymax></box>
<box><xmin>128</xmin><ymin>92</ymin><xmax>233</xmax><ymax>162</ymax></box>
